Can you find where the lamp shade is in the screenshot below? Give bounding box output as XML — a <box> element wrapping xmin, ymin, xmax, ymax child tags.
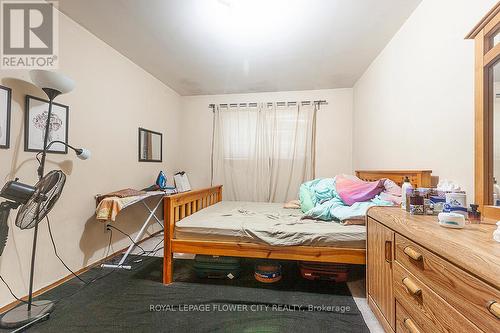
<box><xmin>29</xmin><ymin>70</ymin><xmax>75</xmax><ymax>95</ymax></box>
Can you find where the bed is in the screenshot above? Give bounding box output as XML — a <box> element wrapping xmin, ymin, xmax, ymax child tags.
<box><xmin>163</xmin><ymin>170</ymin><xmax>432</xmax><ymax>284</ymax></box>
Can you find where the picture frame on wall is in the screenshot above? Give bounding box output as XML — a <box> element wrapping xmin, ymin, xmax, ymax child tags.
<box><xmin>25</xmin><ymin>95</ymin><xmax>69</xmax><ymax>154</ymax></box>
<box><xmin>0</xmin><ymin>85</ymin><xmax>12</xmax><ymax>149</ymax></box>
<box><xmin>138</xmin><ymin>127</ymin><xmax>163</xmax><ymax>162</ymax></box>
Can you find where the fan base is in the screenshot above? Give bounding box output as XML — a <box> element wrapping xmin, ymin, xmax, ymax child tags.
<box><xmin>0</xmin><ymin>300</ymin><xmax>54</xmax><ymax>329</ymax></box>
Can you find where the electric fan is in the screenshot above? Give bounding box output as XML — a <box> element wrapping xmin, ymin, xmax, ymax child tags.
<box><xmin>0</xmin><ymin>170</ymin><xmax>66</xmax><ymax>327</ymax></box>
<box><xmin>0</xmin><ymin>170</ymin><xmax>66</xmax><ymax>232</ymax></box>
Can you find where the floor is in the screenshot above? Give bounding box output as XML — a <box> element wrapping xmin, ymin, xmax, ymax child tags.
<box><xmin>132</xmin><ymin>234</ymin><xmax>384</xmax><ymax>333</ymax></box>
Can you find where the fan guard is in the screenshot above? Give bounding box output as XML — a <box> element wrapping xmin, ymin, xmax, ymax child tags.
<box><xmin>15</xmin><ymin>170</ymin><xmax>66</xmax><ymax>230</ymax></box>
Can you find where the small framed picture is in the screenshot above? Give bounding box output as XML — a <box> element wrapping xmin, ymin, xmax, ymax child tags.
<box><xmin>25</xmin><ymin>95</ymin><xmax>69</xmax><ymax>154</ymax></box>
<box><xmin>0</xmin><ymin>85</ymin><xmax>12</xmax><ymax>149</ymax></box>
<box><xmin>138</xmin><ymin>127</ymin><xmax>163</xmax><ymax>162</ymax></box>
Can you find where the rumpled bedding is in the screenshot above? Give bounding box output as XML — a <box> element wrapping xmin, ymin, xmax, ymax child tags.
<box><xmin>299</xmin><ymin>175</ymin><xmax>401</xmax><ymax>222</ymax></box>
<box><xmin>336</xmin><ymin>174</ymin><xmax>386</xmax><ymax>206</ymax></box>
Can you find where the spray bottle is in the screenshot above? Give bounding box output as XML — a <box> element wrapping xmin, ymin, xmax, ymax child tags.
<box><xmin>401</xmin><ymin>176</ymin><xmax>413</xmax><ymax>211</ymax></box>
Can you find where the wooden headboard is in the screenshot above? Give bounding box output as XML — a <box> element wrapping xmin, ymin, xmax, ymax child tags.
<box><xmin>355</xmin><ymin>170</ymin><xmax>432</xmax><ymax>188</ymax></box>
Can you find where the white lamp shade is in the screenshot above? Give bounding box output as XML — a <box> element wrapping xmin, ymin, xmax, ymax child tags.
<box><xmin>29</xmin><ymin>70</ymin><xmax>75</xmax><ymax>94</ymax></box>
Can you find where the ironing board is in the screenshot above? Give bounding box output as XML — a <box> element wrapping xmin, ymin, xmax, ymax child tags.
<box><xmin>96</xmin><ymin>190</ymin><xmax>172</xmax><ymax>269</ymax></box>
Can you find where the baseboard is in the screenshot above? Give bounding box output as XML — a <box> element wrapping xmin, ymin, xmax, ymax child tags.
<box><xmin>0</xmin><ymin>230</ymin><xmax>163</xmax><ymax>314</ymax></box>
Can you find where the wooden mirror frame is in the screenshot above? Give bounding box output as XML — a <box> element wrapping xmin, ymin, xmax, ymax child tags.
<box><xmin>467</xmin><ymin>3</ymin><xmax>500</xmax><ymax>222</ymax></box>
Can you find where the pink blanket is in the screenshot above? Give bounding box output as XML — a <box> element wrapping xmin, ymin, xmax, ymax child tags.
<box><xmin>336</xmin><ymin>175</ymin><xmax>386</xmax><ymax>206</ymax></box>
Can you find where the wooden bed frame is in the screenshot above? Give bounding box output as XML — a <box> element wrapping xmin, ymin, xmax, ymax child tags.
<box><xmin>163</xmin><ymin>170</ymin><xmax>432</xmax><ymax>284</ymax></box>
<box><xmin>355</xmin><ymin>170</ymin><xmax>432</xmax><ymax>187</ymax></box>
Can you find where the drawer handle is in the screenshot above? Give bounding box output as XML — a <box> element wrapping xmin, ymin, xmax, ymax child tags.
<box><xmin>487</xmin><ymin>301</ymin><xmax>500</xmax><ymax>319</ymax></box>
<box><xmin>402</xmin><ymin>277</ymin><xmax>422</xmax><ymax>296</ymax></box>
<box><xmin>404</xmin><ymin>318</ymin><xmax>421</xmax><ymax>333</ymax></box>
<box><xmin>385</xmin><ymin>240</ymin><xmax>392</xmax><ymax>263</ymax></box>
<box><xmin>404</xmin><ymin>246</ymin><xmax>423</xmax><ymax>261</ymax></box>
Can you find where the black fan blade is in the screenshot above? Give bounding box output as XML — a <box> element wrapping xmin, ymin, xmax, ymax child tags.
<box><xmin>16</xmin><ymin>170</ymin><xmax>66</xmax><ymax>230</ymax></box>
<box><xmin>0</xmin><ymin>202</ymin><xmax>12</xmax><ymax>256</ymax></box>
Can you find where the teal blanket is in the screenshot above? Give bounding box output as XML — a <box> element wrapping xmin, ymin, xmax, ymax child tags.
<box><xmin>299</xmin><ymin>177</ymin><xmax>393</xmax><ymax>221</ymax></box>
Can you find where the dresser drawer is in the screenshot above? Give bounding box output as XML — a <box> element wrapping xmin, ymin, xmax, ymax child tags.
<box><xmin>396</xmin><ymin>301</ymin><xmax>424</xmax><ymax>333</ymax></box>
<box><xmin>393</xmin><ymin>261</ymin><xmax>481</xmax><ymax>333</ymax></box>
<box><xmin>395</xmin><ymin>234</ymin><xmax>500</xmax><ymax>332</ymax></box>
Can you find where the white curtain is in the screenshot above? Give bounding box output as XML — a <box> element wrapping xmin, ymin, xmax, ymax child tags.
<box><xmin>212</xmin><ymin>103</ymin><xmax>316</xmax><ymax>203</ymax></box>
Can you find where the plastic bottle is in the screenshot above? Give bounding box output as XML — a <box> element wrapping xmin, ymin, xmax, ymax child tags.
<box><xmin>401</xmin><ymin>176</ymin><xmax>413</xmax><ymax>211</ymax></box>
<box><xmin>494</xmin><ymin>178</ymin><xmax>500</xmax><ymax>206</ymax></box>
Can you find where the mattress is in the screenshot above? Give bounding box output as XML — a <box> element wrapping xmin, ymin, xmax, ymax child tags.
<box><xmin>175</xmin><ymin>201</ymin><xmax>366</xmax><ymax>248</ymax></box>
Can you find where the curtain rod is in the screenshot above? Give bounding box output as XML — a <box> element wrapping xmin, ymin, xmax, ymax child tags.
<box><xmin>208</xmin><ymin>100</ymin><xmax>327</xmax><ymax>110</ymax></box>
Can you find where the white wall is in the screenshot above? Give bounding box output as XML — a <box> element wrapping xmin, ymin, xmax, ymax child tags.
<box><xmin>0</xmin><ymin>13</ymin><xmax>181</xmax><ymax>307</ymax></box>
<box><xmin>353</xmin><ymin>0</ymin><xmax>498</xmax><ymax>198</ymax></box>
<box><xmin>180</xmin><ymin>89</ymin><xmax>353</xmax><ymax>191</ymax></box>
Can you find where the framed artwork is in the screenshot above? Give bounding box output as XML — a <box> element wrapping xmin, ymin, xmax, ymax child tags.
<box><xmin>0</xmin><ymin>85</ymin><xmax>12</xmax><ymax>149</ymax></box>
<box><xmin>25</xmin><ymin>95</ymin><xmax>69</xmax><ymax>154</ymax></box>
<box><xmin>138</xmin><ymin>127</ymin><xmax>162</xmax><ymax>162</ymax></box>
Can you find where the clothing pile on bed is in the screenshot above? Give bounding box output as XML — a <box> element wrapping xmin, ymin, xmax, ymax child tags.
<box><xmin>298</xmin><ymin>175</ymin><xmax>402</xmax><ymax>224</ymax></box>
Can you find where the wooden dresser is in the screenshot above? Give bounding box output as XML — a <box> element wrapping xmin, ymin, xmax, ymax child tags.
<box><xmin>366</xmin><ymin>207</ymin><xmax>500</xmax><ymax>333</ymax></box>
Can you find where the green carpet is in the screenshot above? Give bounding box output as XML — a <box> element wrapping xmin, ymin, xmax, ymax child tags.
<box><xmin>2</xmin><ymin>257</ymin><xmax>369</xmax><ymax>332</ymax></box>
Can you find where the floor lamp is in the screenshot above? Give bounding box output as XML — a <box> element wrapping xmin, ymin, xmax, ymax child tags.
<box><xmin>0</xmin><ymin>70</ymin><xmax>75</xmax><ymax>329</ymax></box>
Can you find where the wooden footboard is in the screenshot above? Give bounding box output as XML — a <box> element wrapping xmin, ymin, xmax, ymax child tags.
<box><xmin>163</xmin><ymin>186</ymin><xmax>222</xmax><ymax>283</ymax></box>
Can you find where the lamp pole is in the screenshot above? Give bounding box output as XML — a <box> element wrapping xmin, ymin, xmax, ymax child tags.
<box><xmin>28</xmin><ymin>88</ymin><xmax>60</xmax><ymax>311</ymax></box>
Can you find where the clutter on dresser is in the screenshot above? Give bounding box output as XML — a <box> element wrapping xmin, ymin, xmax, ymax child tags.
<box><xmin>436</xmin><ymin>179</ymin><xmax>462</xmax><ymax>192</ymax></box>
<box><xmin>494</xmin><ymin>178</ymin><xmax>500</xmax><ymax>206</ymax></box>
<box><xmin>409</xmin><ymin>190</ymin><xmax>424</xmax><ymax>215</ymax></box>
<box><xmin>438</xmin><ymin>212</ymin><xmax>466</xmax><ymax>229</ymax></box>
<box><xmin>430</xmin><ymin>195</ymin><xmax>446</xmax><ymax>214</ymax></box>
<box><xmin>443</xmin><ymin>191</ymin><xmax>467</xmax><ymax>217</ymax></box>
<box><xmin>174</xmin><ymin>171</ymin><xmax>191</xmax><ymax>192</ymax></box>
<box><xmin>468</xmin><ymin>204</ymin><xmax>481</xmax><ymax>223</ymax></box>
<box><xmin>494</xmin><ymin>222</ymin><xmax>500</xmax><ymax>242</ymax></box>
<box><xmin>399</xmin><ymin>176</ymin><xmax>473</xmax><ymax>220</ymax></box>
<box><xmin>405</xmin><ymin>187</ymin><xmax>436</xmax><ymax>215</ymax></box>
<box><xmin>400</xmin><ymin>176</ymin><xmax>412</xmax><ymax>211</ymax></box>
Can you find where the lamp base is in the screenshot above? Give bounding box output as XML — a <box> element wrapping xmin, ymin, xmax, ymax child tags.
<box><xmin>0</xmin><ymin>300</ymin><xmax>54</xmax><ymax>329</ymax></box>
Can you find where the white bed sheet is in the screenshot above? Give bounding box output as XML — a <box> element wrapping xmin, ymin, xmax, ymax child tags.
<box><xmin>175</xmin><ymin>201</ymin><xmax>366</xmax><ymax>248</ymax></box>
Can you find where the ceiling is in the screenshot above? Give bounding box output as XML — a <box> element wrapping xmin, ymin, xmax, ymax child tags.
<box><xmin>58</xmin><ymin>0</ymin><xmax>421</xmax><ymax>96</ymax></box>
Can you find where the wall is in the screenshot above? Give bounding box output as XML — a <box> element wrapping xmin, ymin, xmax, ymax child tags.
<box><xmin>180</xmin><ymin>88</ymin><xmax>353</xmax><ymax>191</ymax></box>
<box><xmin>0</xmin><ymin>13</ymin><xmax>181</xmax><ymax>306</ymax></box>
<box><xmin>353</xmin><ymin>0</ymin><xmax>498</xmax><ymax>199</ymax></box>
